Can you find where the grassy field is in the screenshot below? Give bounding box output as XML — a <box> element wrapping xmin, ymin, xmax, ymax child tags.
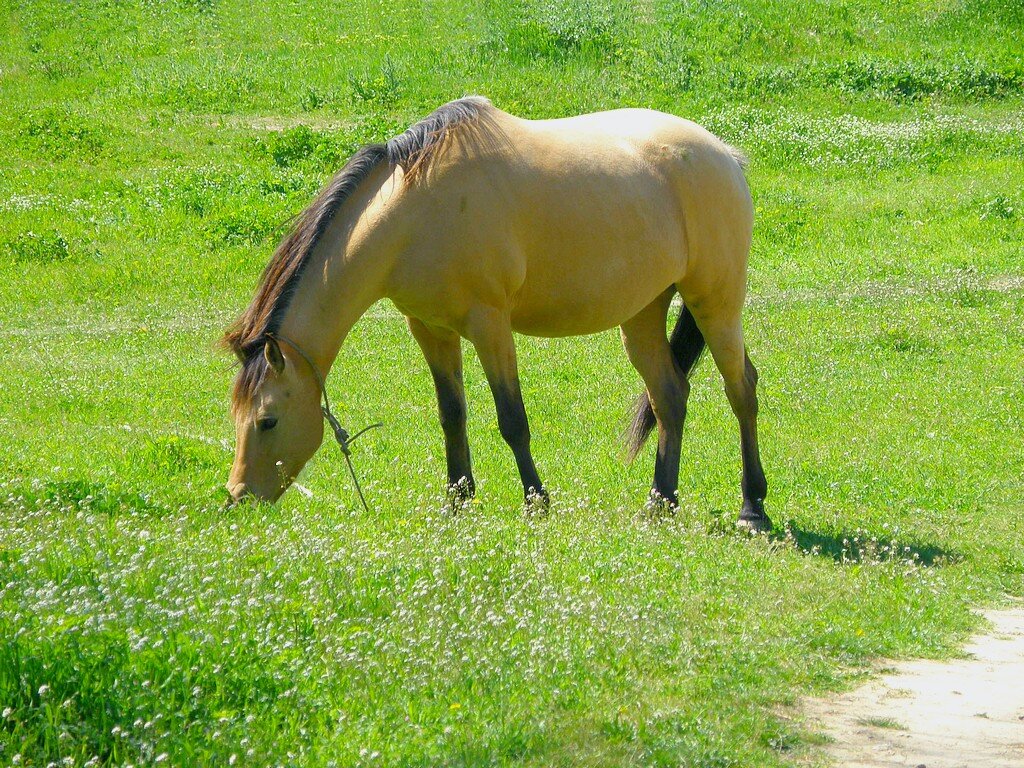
<box><xmin>1</xmin><ymin>0</ymin><xmax>1022</xmax><ymax>765</ymax></box>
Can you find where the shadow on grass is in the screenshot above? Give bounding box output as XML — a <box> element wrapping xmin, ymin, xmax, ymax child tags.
<box><xmin>775</xmin><ymin>522</ymin><xmax>960</xmax><ymax>567</ymax></box>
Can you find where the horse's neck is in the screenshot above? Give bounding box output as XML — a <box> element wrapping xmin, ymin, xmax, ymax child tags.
<box><xmin>276</xmin><ymin>170</ymin><xmax>401</xmax><ymax>376</ymax></box>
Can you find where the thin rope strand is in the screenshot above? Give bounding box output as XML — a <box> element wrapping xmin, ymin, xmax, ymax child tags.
<box><xmin>265</xmin><ymin>332</ymin><xmax>380</xmax><ymax>513</ymax></box>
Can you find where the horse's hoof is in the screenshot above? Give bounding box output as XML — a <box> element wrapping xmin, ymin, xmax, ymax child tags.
<box><xmin>446</xmin><ymin>476</ymin><xmax>476</xmax><ymax>505</ymax></box>
<box><xmin>524</xmin><ymin>487</ymin><xmax>550</xmax><ymax>514</ymax></box>
<box><xmin>644</xmin><ymin>491</ymin><xmax>678</xmax><ymax>516</ymax></box>
<box><xmin>737</xmin><ymin>499</ymin><xmax>771</xmax><ymax>534</ymax></box>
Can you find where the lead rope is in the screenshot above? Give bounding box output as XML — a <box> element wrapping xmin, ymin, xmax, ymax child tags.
<box><xmin>265</xmin><ymin>332</ymin><xmax>382</xmax><ymax>513</ymax></box>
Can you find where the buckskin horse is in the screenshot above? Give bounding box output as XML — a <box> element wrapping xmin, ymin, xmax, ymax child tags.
<box><xmin>223</xmin><ymin>97</ymin><xmax>770</xmax><ymax>531</ymax></box>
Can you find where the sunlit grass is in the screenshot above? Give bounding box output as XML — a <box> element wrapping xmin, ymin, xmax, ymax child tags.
<box><xmin>1</xmin><ymin>0</ymin><xmax>1023</xmax><ymax>765</ymax></box>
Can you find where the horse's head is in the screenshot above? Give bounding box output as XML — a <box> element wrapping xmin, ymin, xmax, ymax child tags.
<box><xmin>226</xmin><ymin>337</ymin><xmax>324</xmax><ymax>503</ymax></box>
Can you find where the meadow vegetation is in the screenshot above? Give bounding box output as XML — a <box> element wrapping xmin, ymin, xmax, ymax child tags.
<box><xmin>1</xmin><ymin>0</ymin><xmax>1022</xmax><ymax>765</ymax></box>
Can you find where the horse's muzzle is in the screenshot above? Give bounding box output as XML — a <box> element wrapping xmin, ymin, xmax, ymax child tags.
<box><xmin>224</xmin><ymin>482</ymin><xmax>252</xmax><ymax>508</ymax></box>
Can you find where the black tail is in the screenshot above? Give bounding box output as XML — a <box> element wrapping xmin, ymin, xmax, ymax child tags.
<box><xmin>624</xmin><ymin>302</ymin><xmax>706</xmax><ymax>461</ymax></box>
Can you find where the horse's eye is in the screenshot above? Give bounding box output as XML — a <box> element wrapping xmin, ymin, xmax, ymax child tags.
<box><xmin>257</xmin><ymin>417</ymin><xmax>278</xmax><ymax>432</ymax></box>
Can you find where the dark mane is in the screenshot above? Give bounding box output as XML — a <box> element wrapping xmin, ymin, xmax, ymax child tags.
<box><xmin>222</xmin><ymin>96</ymin><xmax>492</xmax><ymax>409</ymax></box>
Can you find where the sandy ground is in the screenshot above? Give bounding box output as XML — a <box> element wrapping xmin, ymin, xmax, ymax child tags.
<box><xmin>803</xmin><ymin>608</ymin><xmax>1024</xmax><ymax>768</ymax></box>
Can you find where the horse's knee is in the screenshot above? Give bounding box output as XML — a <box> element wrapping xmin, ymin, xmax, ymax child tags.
<box><xmin>725</xmin><ymin>377</ymin><xmax>757</xmax><ymax>420</ymax></box>
<box><xmin>644</xmin><ymin>357</ymin><xmax>690</xmax><ymax>421</ymax></box>
<box><xmin>650</xmin><ymin>389</ymin><xmax>687</xmax><ymax>432</ymax></box>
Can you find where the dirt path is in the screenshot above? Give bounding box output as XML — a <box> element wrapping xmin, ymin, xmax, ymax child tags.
<box><xmin>804</xmin><ymin>608</ymin><xmax>1024</xmax><ymax>767</ymax></box>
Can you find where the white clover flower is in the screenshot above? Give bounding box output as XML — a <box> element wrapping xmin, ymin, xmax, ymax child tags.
<box><xmin>37</xmin><ymin>684</ymin><xmax>50</xmax><ymax>697</ymax></box>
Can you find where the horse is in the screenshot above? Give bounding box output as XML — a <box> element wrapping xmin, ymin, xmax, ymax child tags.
<box><xmin>222</xmin><ymin>96</ymin><xmax>770</xmax><ymax>532</ymax></box>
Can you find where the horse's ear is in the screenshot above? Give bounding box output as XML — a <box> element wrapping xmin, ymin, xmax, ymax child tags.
<box><xmin>264</xmin><ymin>338</ymin><xmax>285</xmax><ymax>373</ymax></box>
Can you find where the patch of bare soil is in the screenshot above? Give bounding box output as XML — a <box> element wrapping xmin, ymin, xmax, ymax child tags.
<box><xmin>804</xmin><ymin>608</ymin><xmax>1024</xmax><ymax>767</ymax></box>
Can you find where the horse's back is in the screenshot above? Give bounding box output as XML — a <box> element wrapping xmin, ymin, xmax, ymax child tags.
<box><xmin>386</xmin><ymin>104</ymin><xmax>752</xmax><ymax>337</ymax></box>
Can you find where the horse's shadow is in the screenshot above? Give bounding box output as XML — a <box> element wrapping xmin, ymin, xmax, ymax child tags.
<box><xmin>771</xmin><ymin>521</ymin><xmax>959</xmax><ymax>567</ymax></box>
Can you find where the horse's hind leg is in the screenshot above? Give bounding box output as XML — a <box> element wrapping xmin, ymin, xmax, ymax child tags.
<box><xmin>407</xmin><ymin>317</ymin><xmax>475</xmax><ymax>501</ymax></box>
<box><xmin>463</xmin><ymin>306</ymin><xmax>546</xmax><ymax>504</ymax></box>
<box><xmin>688</xmin><ymin>305</ymin><xmax>770</xmax><ymax>531</ymax></box>
<box><xmin>620</xmin><ymin>289</ymin><xmax>690</xmax><ymax>505</ymax></box>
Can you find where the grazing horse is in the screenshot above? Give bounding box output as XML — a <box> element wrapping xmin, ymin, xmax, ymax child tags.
<box><xmin>223</xmin><ymin>96</ymin><xmax>770</xmax><ymax>531</ymax></box>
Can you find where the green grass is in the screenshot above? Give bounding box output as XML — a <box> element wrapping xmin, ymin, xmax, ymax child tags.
<box><xmin>1</xmin><ymin>0</ymin><xmax>1023</xmax><ymax>765</ymax></box>
<box><xmin>857</xmin><ymin>717</ymin><xmax>908</xmax><ymax>731</ymax></box>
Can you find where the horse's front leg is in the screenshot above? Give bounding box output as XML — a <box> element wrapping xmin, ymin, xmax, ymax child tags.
<box><xmin>463</xmin><ymin>306</ymin><xmax>547</xmax><ymax>506</ymax></box>
<box><xmin>407</xmin><ymin>317</ymin><xmax>475</xmax><ymax>501</ymax></box>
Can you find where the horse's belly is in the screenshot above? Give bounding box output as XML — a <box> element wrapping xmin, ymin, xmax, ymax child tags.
<box><xmin>509</xmin><ymin>245</ymin><xmax>683</xmax><ymax>337</ymax></box>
